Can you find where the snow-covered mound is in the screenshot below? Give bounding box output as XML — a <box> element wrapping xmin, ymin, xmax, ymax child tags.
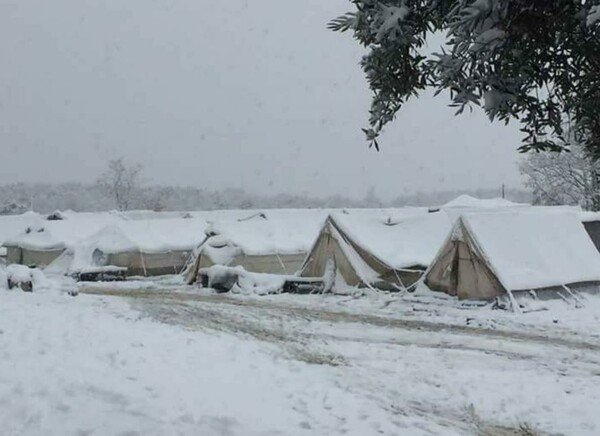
<box><xmin>0</xmin><ymin>264</ymin><xmax>70</xmax><ymax>293</ymax></box>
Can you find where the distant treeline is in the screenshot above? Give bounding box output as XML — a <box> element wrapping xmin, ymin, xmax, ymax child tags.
<box><xmin>0</xmin><ymin>182</ymin><xmax>532</xmax><ymax>214</ymax></box>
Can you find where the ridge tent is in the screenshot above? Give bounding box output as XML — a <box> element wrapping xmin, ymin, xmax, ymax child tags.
<box><xmin>300</xmin><ymin>211</ymin><xmax>452</xmax><ymax>291</ymax></box>
<box><xmin>185</xmin><ymin>212</ymin><xmax>327</xmax><ymax>284</ymax></box>
<box><xmin>425</xmin><ymin>210</ymin><xmax>600</xmax><ymax>300</ymax></box>
<box><xmin>0</xmin><ymin>212</ymin><xmax>45</xmax><ymax>263</ymax></box>
<box><xmin>49</xmin><ymin>218</ymin><xmax>209</xmax><ymax>277</ymax></box>
<box><xmin>4</xmin><ymin>214</ymin><xmax>123</xmax><ymax>268</ymax></box>
<box><xmin>4</xmin><ymin>227</ymin><xmax>66</xmax><ymax>267</ymax></box>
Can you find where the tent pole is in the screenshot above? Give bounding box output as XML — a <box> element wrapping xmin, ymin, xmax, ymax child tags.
<box><xmin>506</xmin><ymin>289</ymin><xmax>522</xmax><ymax>314</ymax></box>
<box><xmin>391</xmin><ymin>269</ymin><xmax>407</xmax><ymax>292</ymax></box>
<box><xmin>140</xmin><ymin>251</ymin><xmax>148</xmax><ymax>277</ymax></box>
<box><xmin>561</xmin><ymin>284</ymin><xmax>584</xmax><ymax>307</ymax></box>
<box><xmin>275</xmin><ymin>253</ymin><xmax>288</xmax><ymax>275</ymax></box>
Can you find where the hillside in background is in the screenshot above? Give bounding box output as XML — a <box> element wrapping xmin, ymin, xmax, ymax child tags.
<box><xmin>0</xmin><ymin>182</ymin><xmax>531</xmax><ymax>214</ymax></box>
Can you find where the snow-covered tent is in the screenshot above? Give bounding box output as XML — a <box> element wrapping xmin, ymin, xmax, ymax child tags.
<box><xmin>4</xmin><ymin>227</ymin><xmax>66</xmax><ymax>267</ymax></box>
<box><xmin>300</xmin><ymin>211</ymin><xmax>452</xmax><ymax>291</ymax></box>
<box><xmin>185</xmin><ymin>212</ymin><xmax>325</xmax><ymax>284</ymax></box>
<box><xmin>441</xmin><ymin>194</ymin><xmax>526</xmax><ymax>210</ymax></box>
<box><xmin>49</xmin><ymin>218</ymin><xmax>209</xmax><ymax>277</ymax></box>
<box><xmin>425</xmin><ymin>210</ymin><xmax>600</xmax><ymax>300</ymax></box>
<box><xmin>0</xmin><ymin>212</ymin><xmax>45</xmax><ymax>262</ymax></box>
<box><xmin>4</xmin><ymin>214</ymin><xmax>123</xmax><ymax>268</ymax></box>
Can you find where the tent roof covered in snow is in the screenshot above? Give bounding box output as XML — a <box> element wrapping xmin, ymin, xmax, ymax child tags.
<box><xmin>47</xmin><ymin>218</ymin><xmax>209</xmax><ymax>276</ymax></box>
<box><xmin>425</xmin><ymin>210</ymin><xmax>600</xmax><ymax>299</ymax></box>
<box><xmin>184</xmin><ymin>211</ymin><xmax>336</xmax><ymax>283</ymax></box>
<box><xmin>330</xmin><ymin>211</ymin><xmax>452</xmax><ymax>270</ymax></box>
<box><xmin>300</xmin><ymin>210</ymin><xmax>452</xmax><ymax>290</ymax></box>
<box><xmin>202</xmin><ymin>211</ymin><xmax>328</xmax><ymax>256</ymax></box>
<box><xmin>65</xmin><ymin>217</ymin><xmax>210</xmax><ymax>255</ymax></box>
<box><xmin>4</xmin><ymin>213</ymin><xmax>122</xmax><ymax>250</ymax></box>
<box><xmin>5</xmin><ymin>227</ymin><xmax>66</xmax><ymax>251</ymax></box>
<box><xmin>441</xmin><ymin>194</ymin><xmax>525</xmax><ymax>209</ymax></box>
<box><xmin>0</xmin><ymin>212</ymin><xmax>45</xmax><ymax>246</ymax></box>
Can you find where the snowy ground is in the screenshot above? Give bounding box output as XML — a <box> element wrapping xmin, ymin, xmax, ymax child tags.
<box><xmin>3</xmin><ymin>281</ymin><xmax>600</xmax><ymax>435</ymax></box>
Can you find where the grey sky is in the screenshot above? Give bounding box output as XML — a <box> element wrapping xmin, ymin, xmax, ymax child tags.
<box><xmin>1</xmin><ymin>0</ymin><xmax>524</xmax><ymax>200</ymax></box>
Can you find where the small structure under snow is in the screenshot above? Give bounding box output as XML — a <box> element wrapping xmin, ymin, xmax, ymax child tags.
<box><xmin>425</xmin><ymin>210</ymin><xmax>600</xmax><ymax>300</ymax></box>
<box><xmin>300</xmin><ymin>211</ymin><xmax>452</xmax><ymax>291</ymax></box>
<box><xmin>185</xmin><ymin>212</ymin><xmax>325</xmax><ymax>284</ymax></box>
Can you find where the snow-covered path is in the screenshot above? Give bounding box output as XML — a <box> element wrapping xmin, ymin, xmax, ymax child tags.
<box><xmin>3</xmin><ymin>288</ymin><xmax>600</xmax><ymax>435</ymax></box>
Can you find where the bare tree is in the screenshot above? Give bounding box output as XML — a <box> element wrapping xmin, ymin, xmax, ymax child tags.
<box><xmin>519</xmin><ymin>142</ymin><xmax>600</xmax><ymax>211</ymax></box>
<box><xmin>97</xmin><ymin>158</ymin><xmax>142</xmax><ymax>211</ymax></box>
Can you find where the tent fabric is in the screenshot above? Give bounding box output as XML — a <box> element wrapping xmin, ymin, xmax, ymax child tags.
<box><xmin>583</xmin><ymin>220</ymin><xmax>600</xmax><ymax>253</ymax></box>
<box><xmin>107</xmin><ymin>250</ymin><xmax>191</xmax><ymax>277</ymax></box>
<box><xmin>186</xmin><ymin>251</ymin><xmax>306</xmax><ymax>284</ymax></box>
<box><xmin>185</xmin><ymin>245</ymin><xmax>306</xmax><ymax>285</ymax></box>
<box><xmin>425</xmin><ymin>210</ymin><xmax>600</xmax><ymax>299</ymax></box>
<box><xmin>300</xmin><ymin>219</ymin><xmax>379</xmax><ymax>287</ymax></box>
<box><xmin>6</xmin><ymin>246</ymin><xmax>64</xmax><ymax>268</ymax></box>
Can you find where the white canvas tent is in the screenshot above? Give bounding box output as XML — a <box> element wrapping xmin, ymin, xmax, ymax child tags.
<box><xmin>4</xmin><ymin>214</ymin><xmax>122</xmax><ymax>268</ymax></box>
<box><xmin>0</xmin><ymin>212</ymin><xmax>45</xmax><ymax>263</ymax></box>
<box><xmin>185</xmin><ymin>212</ymin><xmax>326</xmax><ymax>284</ymax></box>
<box><xmin>49</xmin><ymin>218</ymin><xmax>209</xmax><ymax>277</ymax></box>
<box><xmin>425</xmin><ymin>210</ymin><xmax>600</xmax><ymax>301</ymax></box>
<box><xmin>4</xmin><ymin>227</ymin><xmax>66</xmax><ymax>267</ymax></box>
<box><xmin>300</xmin><ymin>211</ymin><xmax>452</xmax><ymax>291</ymax></box>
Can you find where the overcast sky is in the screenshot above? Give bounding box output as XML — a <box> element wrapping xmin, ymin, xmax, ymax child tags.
<box><xmin>1</xmin><ymin>0</ymin><xmax>525</xmax><ymax>200</ymax></box>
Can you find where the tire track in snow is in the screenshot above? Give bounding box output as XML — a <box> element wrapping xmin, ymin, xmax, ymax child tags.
<box><xmin>80</xmin><ymin>287</ymin><xmax>600</xmax><ymax>353</ymax></box>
